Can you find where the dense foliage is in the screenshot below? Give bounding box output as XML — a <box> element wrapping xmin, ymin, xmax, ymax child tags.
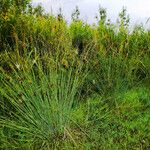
<box><xmin>0</xmin><ymin>2</ymin><xmax>150</xmax><ymax>149</ymax></box>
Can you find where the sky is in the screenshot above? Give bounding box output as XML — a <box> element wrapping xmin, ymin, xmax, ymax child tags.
<box><xmin>32</xmin><ymin>0</ymin><xmax>150</xmax><ymax>28</ymax></box>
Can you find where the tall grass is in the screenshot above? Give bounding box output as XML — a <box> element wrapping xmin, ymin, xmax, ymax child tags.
<box><xmin>0</xmin><ymin>49</ymin><xmax>90</xmax><ymax>149</ymax></box>
<box><xmin>0</xmin><ymin>3</ymin><xmax>150</xmax><ymax>149</ymax></box>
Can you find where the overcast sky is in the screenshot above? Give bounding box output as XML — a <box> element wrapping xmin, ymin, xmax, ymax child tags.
<box><xmin>32</xmin><ymin>0</ymin><xmax>150</xmax><ymax>28</ymax></box>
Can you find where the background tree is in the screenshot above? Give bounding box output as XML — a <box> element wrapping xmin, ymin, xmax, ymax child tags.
<box><xmin>0</xmin><ymin>0</ymin><xmax>31</xmax><ymax>15</ymax></box>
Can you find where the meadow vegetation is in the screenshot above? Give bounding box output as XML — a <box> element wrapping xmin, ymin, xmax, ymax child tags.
<box><xmin>0</xmin><ymin>1</ymin><xmax>150</xmax><ymax>149</ymax></box>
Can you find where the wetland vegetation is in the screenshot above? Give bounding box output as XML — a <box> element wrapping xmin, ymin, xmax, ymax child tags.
<box><xmin>0</xmin><ymin>1</ymin><xmax>150</xmax><ymax>149</ymax></box>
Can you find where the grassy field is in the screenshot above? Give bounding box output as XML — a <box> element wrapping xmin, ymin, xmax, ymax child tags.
<box><xmin>0</xmin><ymin>1</ymin><xmax>150</xmax><ymax>149</ymax></box>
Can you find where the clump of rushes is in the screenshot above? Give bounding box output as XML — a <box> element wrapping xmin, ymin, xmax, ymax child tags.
<box><xmin>0</xmin><ymin>51</ymin><xmax>88</xmax><ymax>149</ymax></box>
